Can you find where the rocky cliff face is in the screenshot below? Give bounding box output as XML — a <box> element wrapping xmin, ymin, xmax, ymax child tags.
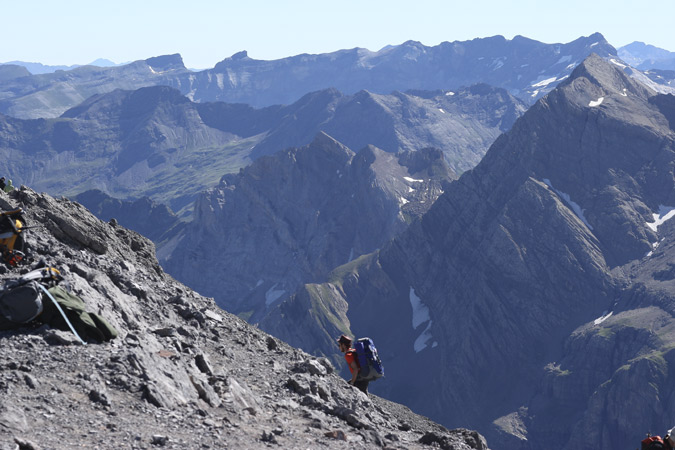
<box><xmin>0</xmin><ymin>186</ymin><xmax>488</xmax><ymax>450</ymax></box>
<box><xmin>161</xmin><ymin>133</ymin><xmax>455</xmax><ymax>349</ymax></box>
<box><xmin>278</xmin><ymin>55</ymin><xmax>675</xmax><ymax>449</ymax></box>
<box><xmin>0</xmin><ymin>84</ymin><xmax>522</xmax><ymax>215</ymax></box>
<box><xmin>0</xmin><ymin>34</ymin><xmax>615</xmax><ymax>119</ymax></box>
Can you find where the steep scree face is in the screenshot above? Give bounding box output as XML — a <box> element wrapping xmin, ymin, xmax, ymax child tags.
<box><xmin>284</xmin><ymin>55</ymin><xmax>675</xmax><ymax>449</ymax></box>
<box><xmin>0</xmin><ymin>186</ymin><xmax>488</xmax><ymax>450</ymax></box>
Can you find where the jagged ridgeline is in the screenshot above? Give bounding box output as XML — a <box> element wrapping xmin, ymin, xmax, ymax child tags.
<box><xmin>0</xmin><ymin>187</ymin><xmax>487</xmax><ymax>449</ymax></box>
<box><xmin>0</xmin><ymin>83</ymin><xmax>524</xmax><ymax>217</ymax></box>
<box><xmin>271</xmin><ymin>54</ymin><xmax>675</xmax><ymax>449</ymax></box>
<box><xmin>0</xmin><ymin>34</ymin><xmax>614</xmax><ymax>119</ymax></box>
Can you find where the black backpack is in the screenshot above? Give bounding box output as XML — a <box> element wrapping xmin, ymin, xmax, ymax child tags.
<box><xmin>0</xmin><ymin>279</ymin><xmax>43</xmax><ymax>324</ymax></box>
<box><xmin>0</xmin><ymin>267</ymin><xmax>60</xmax><ymax>325</ymax></box>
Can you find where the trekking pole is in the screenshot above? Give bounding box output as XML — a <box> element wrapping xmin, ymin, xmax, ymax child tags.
<box><xmin>37</xmin><ymin>284</ymin><xmax>87</xmax><ymax>345</ymax></box>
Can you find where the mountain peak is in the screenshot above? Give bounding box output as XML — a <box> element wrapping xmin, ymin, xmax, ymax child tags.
<box><xmin>230</xmin><ymin>50</ymin><xmax>249</xmax><ymax>60</ymax></box>
<box><xmin>144</xmin><ymin>54</ymin><xmax>185</xmax><ymax>72</ymax></box>
<box><xmin>557</xmin><ymin>53</ymin><xmax>653</xmax><ymax>106</ymax></box>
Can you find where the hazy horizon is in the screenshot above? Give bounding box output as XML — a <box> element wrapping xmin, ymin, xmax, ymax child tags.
<box><xmin>2</xmin><ymin>0</ymin><xmax>674</xmax><ymax>70</ymax></box>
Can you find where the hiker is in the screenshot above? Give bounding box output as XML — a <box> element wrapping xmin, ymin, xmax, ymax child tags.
<box><xmin>337</xmin><ymin>334</ymin><xmax>370</xmax><ymax>394</ymax></box>
<box><xmin>3</xmin><ymin>179</ymin><xmax>14</xmax><ymax>193</ymax></box>
<box><xmin>0</xmin><ymin>178</ymin><xmax>5</xmax><ymax>191</ymax></box>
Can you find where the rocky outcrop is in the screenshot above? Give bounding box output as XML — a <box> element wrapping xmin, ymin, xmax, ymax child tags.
<box><xmin>161</xmin><ymin>133</ymin><xmax>455</xmax><ymax>342</ymax></box>
<box><xmin>281</xmin><ymin>55</ymin><xmax>675</xmax><ymax>449</ymax></box>
<box><xmin>0</xmin><ymin>186</ymin><xmax>488</xmax><ymax>449</ymax></box>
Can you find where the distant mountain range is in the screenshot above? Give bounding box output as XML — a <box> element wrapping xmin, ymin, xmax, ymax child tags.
<box><xmin>618</xmin><ymin>41</ymin><xmax>675</xmax><ymax>70</ymax></box>
<box><xmin>0</xmin><ymin>33</ymin><xmax>617</xmax><ymax>119</ymax></box>
<box><xmin>0</xmin><ymin>83</ymin><xmax>522</xmax><ymax>214</ymax></box>
<box><xmin>0</xmin><ymin>58</ymin><xmax>120</xmax><ymax>74</ymax></box>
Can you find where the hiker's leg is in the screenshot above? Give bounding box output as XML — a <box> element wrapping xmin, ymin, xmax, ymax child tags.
<box><xmin>354</xmin><ymin>378</ymin><xmax>369</xmax><ymax>394</ymax></box>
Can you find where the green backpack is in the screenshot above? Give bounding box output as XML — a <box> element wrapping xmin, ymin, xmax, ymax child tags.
<box><xmin>0</xmin><ymin>267</ymin><xmax>118</xmax><ymax>343</ymax></box>
<box><xmin>38</xmin><ymin>285</ymin><xmax>118</xmax><ymax>343</ymax></box>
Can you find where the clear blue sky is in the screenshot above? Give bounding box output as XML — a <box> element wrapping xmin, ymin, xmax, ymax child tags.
<box><xmin>2</xmin><ymin>0</ymin><xmax>674</xmax><ymax>69</ymax></box>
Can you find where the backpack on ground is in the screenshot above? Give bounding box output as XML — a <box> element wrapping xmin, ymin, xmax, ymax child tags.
<box><xmin>0</xmin><ymin>208</ymin><xmax>27</xmax><ymax>266</ymax></box>
<box><xmin>642</xmin><ymin>435</ymin><xmax>666</xmax><ymax>450</ymax></box>
<box><xmin>354</xmin><ymin>337</ymin><xmax>384</xmax><ymax>381</ymax></box>
<box><xmin>0</xmin><ymin>267</ymin><xmax>60</xmax><ymax>325</ymax></box>
<box><xmin>37</xmin><ymin>285</ymin><xmax>118</xmax><ymax>343</ymax></box>
<box><xmin>0</xmin><ymin>266</ymin><xmax>118</xmax><ymax>343</ymax></box>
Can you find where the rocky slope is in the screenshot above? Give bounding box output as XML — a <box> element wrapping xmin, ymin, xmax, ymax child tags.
<box><xmin>0</xmin><ymin>84</ymin><xmax>522</xmax><ymax>215</ymax></box>
<box><xmin>269</xmin><ymin>54</ymin><xmax>675</xmax><ymax>449</ymax></box>
<box><xmin>161</xmin><ymin>133</ymin><xmax>455</xmax><ymax>352</ymax></box>
<box><xmin>0</xmin><ymin>186</ymin><xmax>488</xmax><ymax>450</ymax></box>
<box><xmin>0</xmin><ymin>34</ymin><xmax>613</xmax><ymax>119</ymax></box>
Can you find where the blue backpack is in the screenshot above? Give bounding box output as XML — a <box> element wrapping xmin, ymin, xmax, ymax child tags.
<box><xmin>354</xmin><ymin>337</ymin><xmax>384</xmax><ymax>381</ymax></box>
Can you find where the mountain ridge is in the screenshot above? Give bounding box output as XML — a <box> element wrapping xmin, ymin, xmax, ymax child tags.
<box><xmin>1</xmin><ymin>34</ymin><xmax>615</xmax><ymax>119</ymax></box>
<box><xmin>0</xmin><ymin>84</ymin><xmax>523</xmax><ymax>215</ymax></box>
<box><xmin>255</xmin><ymin>53</ymin><xmax>675</xmax><ymax>449</ymax></box>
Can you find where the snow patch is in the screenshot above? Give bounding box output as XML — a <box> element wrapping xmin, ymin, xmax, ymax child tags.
<box><xmin>531</xmin><ymin>90</ymin><xmax>540</xmax><ymax>98</ymax></box>
<box><xmin>445</xmin><ymin>91</ymin><xmax>455</xmax><ymax>96</ymax></box>
<box><xmin>414</xmin><ymin>321</ymin><xmax>434</xmax><ymax>353</ymax></box>
<box><xmin>590</xmin><ymin>42</ymin><xmax>599</xmax><ymax>47</ymax></box>
<box><xmin>556</xmin><ymin>55</ymin><xmax>572</xmax><ymax>64</ymax></box>
<box><xmin>589</xmin><ymin>97</ymin><xmax>604</xmax><ymax>107</ymax></box>
<box><xmin>610</xmin><ymin>59</ymin><xmax>627</xmax><ymax>69</ymax></box>
<box><xmin>256</xmin><ymin>279</ymin><xmax>264</xmax><ymax>287</ymax></box>
<box><xmin>265</xmin><ymin>284</ymin><xmax>286</xmax><ymax>307</ymax></box>
<box><xmin>491</xmin><ymin>57</ymin><xmax>506</xmax><ymax>70</ymax></box>
<box><xmin>438</xmin><ymin>108</ymin><xmax>445</xmax><ymax>113</ymax></box>
<box><xmin>594</xmin><ymin>311</ymin><xmax>613</xmax><ymax>325</ymax></box>
<box><xmin>408</xmin><ymin>186</ymin><xmax>415</xmax><ymax>193</ymax></box>
<box><xmin>621</xmin><ymin>88</ymin><xmax>628</xmax><ymax>97</ymax></box>
<box><xmin>531</xmin><ymin>77</ymin><xmax>558</xmax><ymax>88</ymax></box>
<box><xmin>543</xmin><ymin>179</ymin><xmax>594</xmax><ymax>230</ymax></box>
<box><xmin>646</xmin><ymin>205</ymin><xmax>675</xmax><ymax>232</ymax></box>
<box><xmin>409</xmin><ymin>287</ymin><xmax>430</xmax><ymax>329</ymax></box>
<box><xmin>348</xmin><ymin>247</ymin><xmax>355</xmax><ymax>263</ymax></box>
<box><xmin>565</xmin><ymin>63</ymin><xmax>577</xmax><ymax>70</ymax></box>
<box><xmin>404</xmin><ymin>176</ymin><xmax>423</xmax><ymax>183</ymax></box>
